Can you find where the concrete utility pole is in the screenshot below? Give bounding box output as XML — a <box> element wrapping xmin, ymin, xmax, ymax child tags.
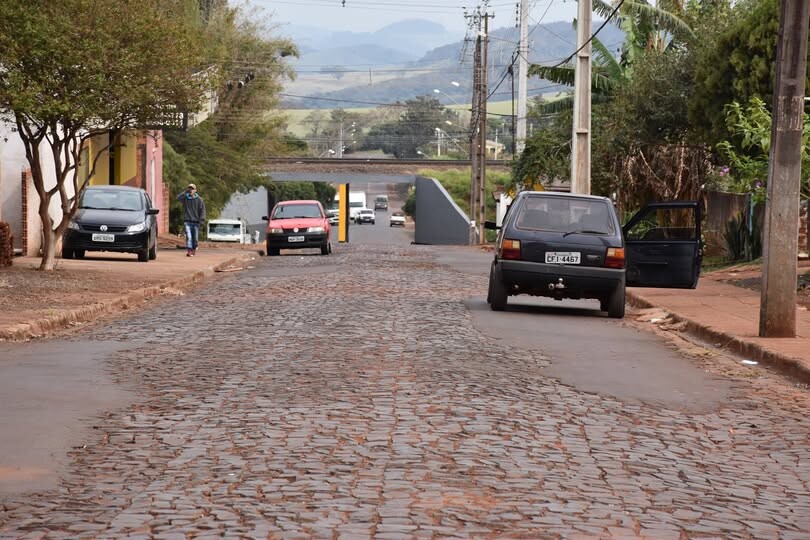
<box><xmin>515</xmin><ymin>0</ymin><xmax>529</xmax><ymax>154</ymax></box>
<box><xmin>469</xmin><ymin>29</ymin><xmax>481</xmax><ymax>241</ymax></box>
<box><xmin>759</xmin><ymin>0</ymin><xmax>810</xmax><ymax>337</ymax></box>
<box><xmin>570</xmin><ymin>0</ymin><xmax>592</xmax><ymax>194</ymax></box>
<box><xmin>477</xmin><ymin>12</ymin><xmax>490</xmax><ymax>244</ymax></box>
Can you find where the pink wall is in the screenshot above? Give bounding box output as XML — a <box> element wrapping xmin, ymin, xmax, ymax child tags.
<box><xmin>142</xmin><ymin>131</ymin><xmax>166</xmax><ymax>233</ymax></box>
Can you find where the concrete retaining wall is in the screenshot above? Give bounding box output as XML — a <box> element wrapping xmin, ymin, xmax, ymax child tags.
<box><xmin>414</xmin><ymin>176</ymin><xmax>471</xmax><ymax>245</ymax></box>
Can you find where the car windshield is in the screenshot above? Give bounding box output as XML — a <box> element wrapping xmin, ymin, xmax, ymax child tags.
<box><xmin>360</xmin><ymin>210</ymin><xmax>373</xmax><ymax>214</ymax></box>
<box><xmin>273</xmin><ymin>203</ymin><xmax>322</xmax><ymax>219</ymax></box>
<box><xmin>516</xmin><ymin>197</ymin><xmax>614</xmax><ymax>235</ymax></box>
<box><xmin>350</xmin><ymin>202</ymin><xmax>363</xmax><ymax>208</ymax></box>
<box><xmin>210</xmin><ymin>224</ymin><xmax>241</xmax><ymax>234</ymax></box>
<box><xmin>80</xmin><ymin>190</ymin><xmax>143</xmax><ymax>211</ymax></box>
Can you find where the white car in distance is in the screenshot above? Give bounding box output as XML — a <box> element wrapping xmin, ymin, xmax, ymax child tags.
<box><xmin>389</xmin><ymin>211</ymin><xmax>406</xmax><ymax>227</ymax></box>
<box><xmin>355</xmin><ymin>208</ymin><xmax>376</xmax><ymax>225</ymax></box>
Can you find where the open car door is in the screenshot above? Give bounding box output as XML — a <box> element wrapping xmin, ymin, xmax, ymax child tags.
<box><xmin>622</xmin><ymin>201</ymin><xmax>702</xmax><ymax>289</ymax></box>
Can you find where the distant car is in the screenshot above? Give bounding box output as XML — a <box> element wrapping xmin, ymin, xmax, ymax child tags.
<box><xmin>356</xmin><ymin>208</ymin><xmax>375</xmax><ymax>224</ymax></box>
<box><xmin>262</xmin><ymin>200</ymin><xmax>332</xmax><ymax>256</ymax></box>
<box><xmin>62</xmin><ymin>185</ymin><xmax>159</xmax><ymax>262</ymax></box>
<box><xmin>485</xmin><ymin>192</ymin><xmax>702</xmax><ymax>318</ymax></box>
<box><xmin>374</xmin><ymin>195</ymin><xmax>389</xmax><ymax>210</ymax></box>
<box><xmin>389</xmin><ymin>211</ymin><xmax>406</xmax><ymax>227</ymax></box>
<box><xmin>326</xmin><ymin>208</ymin><xmax>340</xmax><ymax>226</ymax></box>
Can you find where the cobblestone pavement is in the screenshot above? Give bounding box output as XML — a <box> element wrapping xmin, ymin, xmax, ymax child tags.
<box><xmin>2</xmin><ymin>244</ymin><xmax>810</xmax><ymax>539</ymax></box>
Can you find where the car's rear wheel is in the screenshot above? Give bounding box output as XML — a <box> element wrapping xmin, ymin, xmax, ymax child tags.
<box><xmin>489</xmin><ymin>265</ymin><xmax>508</xmax><ymax>311</ymax></box>
<box><xmin>61</xmin><ymin>245</ymin><xmax>74</xmax><ymax>259</ymax></box>
<box><xmin>607</xmin><ymin>284</ymin><xmax>626</xmax><ymax>319</ymax></box>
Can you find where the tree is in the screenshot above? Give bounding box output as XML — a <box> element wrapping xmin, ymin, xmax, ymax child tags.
<box><xmin>687</xmin><ymin>0</ymin><xmax>810</xmax><ymax>144</ymax></box>
<box><xmin>165</xmin><ymin>2</ymin><xmax>299</xmax><ymax>231</ymax></box>
<box><xmin>0</xmin><ymin>0</ymin><xmax>207</xmax><ymax>270</ymax></box>
<box><xmin>363</xmin><ymin>96</ymin><xmax>454</xmax><ymax>157</ymax></box>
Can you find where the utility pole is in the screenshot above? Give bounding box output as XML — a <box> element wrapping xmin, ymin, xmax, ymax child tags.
<box><xmin>469</xmin><ymin>26</ymin><xmax>481</xmax><ymax>241</ymax></box>
<box><xmin>759</xmin><ymin>0</ymin><xmax>810</xmax><ymax>337</ymax></box>
<box><xmin>515</xmin><ymin>0</ymin><xmax>529</xmax><ymax>155</ymax></box>
<box><xmin>466</xmin><ymin>3</ymin><xmax>494</xmax><ymax>244</ymax></box>
<box><xmin>570</xmin><ymin>0</ymin><xmax>592</xmax><ymax>194</ymax></box>
<box><xmin>477</xmin><ymin>12</ymin><xmax>491</xmax><ymax>243</ymax></box>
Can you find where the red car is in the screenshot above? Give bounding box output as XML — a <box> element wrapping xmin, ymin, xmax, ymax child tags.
<box><xmin>262</xmin><ymin>200</ymin><xmax>332</xmax><ymax>256</ymax></box>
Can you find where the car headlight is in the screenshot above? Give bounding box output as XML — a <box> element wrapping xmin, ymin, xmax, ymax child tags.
<box><xmin>127</xmin><ymin>221</ymin><xmax>147</xmax><ymax>233</ymax></box>
<box><xmin>269</xmin><ymin>227</ymin><xmax>284</xmax><ymax>234</ymax></box>
<box><xmin>68</xmin><ymin>221</ymin><xmax>81</xmax><ymax>231</ymax></box>
<box><xmin>308</xmin><ymin>226</ymin><xmax>325</xmax><ymax>233</ymax></box>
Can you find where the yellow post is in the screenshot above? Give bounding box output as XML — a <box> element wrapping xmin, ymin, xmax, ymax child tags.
<box><xmin>338</xmin><ymin>184</ymin><xmax>348</xmax><ymax>243</ymax></box>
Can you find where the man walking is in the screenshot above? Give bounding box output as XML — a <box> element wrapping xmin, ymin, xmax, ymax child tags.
<box><xmin>177</xmin><ymin>183</ymin><xmax>206</xmax><ymax>256</ymax></box>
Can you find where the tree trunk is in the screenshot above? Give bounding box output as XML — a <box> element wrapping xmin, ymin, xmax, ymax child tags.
<box><xmin>37</xmin><ymin>190</ymin><xmax>57</xmax><ymax>271</ymax></box>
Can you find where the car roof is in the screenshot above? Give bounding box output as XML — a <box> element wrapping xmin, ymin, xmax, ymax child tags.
<box><xmin>517</xmin><ymin>191</ymin><xmax>611</xmax><ymax>203</ymax></box>
<box><xmin>209</xmin><ymin>218</ymin><xmax>242</xmax><ymax>224</ymax></box>
<box><xmin>84</xmin><ymin>185</ymin><xmax>144</xmax><ymax>192</ymax></box>
<box><xmin>277</xmin><ymin>200</ymin><xmax>321</xmax><ymax>205</ymax></box>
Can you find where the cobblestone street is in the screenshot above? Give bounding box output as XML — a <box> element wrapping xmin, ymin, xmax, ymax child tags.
<box><xmin>2</xmin><ymin>244</ymin><xmax>810</xmax><ymax>539</ymax></box>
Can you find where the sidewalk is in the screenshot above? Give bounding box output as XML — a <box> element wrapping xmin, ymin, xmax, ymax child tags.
<box><xmin>0</xmin><ymin>244</ymin><xmax>259</xmax><ymax>342</ymax></box>
<box><xmin>628</xmin><ymin>271</ymin><xmax>810</xmax><ymax>385</ymax></box>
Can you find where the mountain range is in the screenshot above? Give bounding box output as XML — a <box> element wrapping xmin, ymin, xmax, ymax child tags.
<box><xmin>282</xmin><ymin>18</ymin><xmax>625</xmax><ymax>109</ymax></box>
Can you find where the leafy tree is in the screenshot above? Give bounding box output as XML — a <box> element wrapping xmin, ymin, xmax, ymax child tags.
<box><xmin>688</xmin><ymin>0</ymin><xmax>809</xmax><ymax>144</ymax></box>
<box><xmin>363</xmin><ymin>96</ymin><xmax>455</xmax><ymax>158</ymax></box>
<box><xmin>715</xmin><ymin>97</ymin><xmax>810</xmax><ymax>201</ymax></box>
<box><xmin>511</xmin><ymin>112</ymin><xmax>571</xmax><ymax>190</ymax></box>
<box><xmin>0</xmin><ymin>0</ymin><xmax>207</xmax><ymax>270</ymax></box>
<box><xmin>165</xmin><ymin>2</ymin><xmax>300</xmax><ymax>231</ymax></box>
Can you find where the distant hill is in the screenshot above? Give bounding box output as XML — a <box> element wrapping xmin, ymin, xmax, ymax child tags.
<box><xmin>283</xmin><ymin>19</ymin><xmax>625</xmax><ymax>109</ymax></box>
<box><xmin>282</xmin><ymin>19</ymin><xmax>460</xmax><ymax>62</ymax></box>
<box><xmin>295</xmin><ymin>45</ymin><xmax>418</xmax><ymax>67</ymax></box>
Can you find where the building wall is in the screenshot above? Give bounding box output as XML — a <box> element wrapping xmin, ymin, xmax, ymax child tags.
<box><xmin>0</xmin><ymin>123</ymin><xmax>60</xmax><ymax>254</ymax></box>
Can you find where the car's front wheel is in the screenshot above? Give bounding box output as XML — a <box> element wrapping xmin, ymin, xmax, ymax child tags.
<box><xmin>489</xmin><ymin>264</ymin><xmax>508</xmax><ymax>311</ymax></box>
<box><xmin>61</xmin><ymin>244</ymin><xmax>74</xmax><ymax>259</ymax></box>
<box><xmin>148</xmin><ymin>242</ymin><xmax>157</xmax><ymax>260</ymax></box>
<box><xmin>607</xmin><ymin>284</ymin><xmax>626</xmax><ymax>319</ymax></box>
<box><xmin>75</xmin><ymin>249</ymin><xmax>85</xmax><ymax>259</ymax></box>
<box><xmin>321</xmin><ymin>241</ymin><xmax>330</xmax><ymax>255</ymax></box>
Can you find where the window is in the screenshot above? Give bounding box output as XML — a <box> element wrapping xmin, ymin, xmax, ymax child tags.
<box><xmin>625</xmin><ymin>207</ymin><xmax>697</xmax><ymax>241</ymax></box>
<box><xmin>273</xmin><ymin>204</ymin><xmax>322</xmax><ymax>219</ymax></box>
<box><xmin>516</xmin><ymin>197</ymin><xmax>613</xmax><ymax>234</ymax></box>
<box><xmin>210</xmin><ymin>224</ymin><xmax>241</xmax><ymax>234</ymax></box>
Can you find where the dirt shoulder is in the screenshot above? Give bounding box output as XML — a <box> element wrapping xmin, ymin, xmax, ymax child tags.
<box><xmin>0</xmin><ymin>236</ymin><xmax>260</xmax><ymax>341</ymax></box>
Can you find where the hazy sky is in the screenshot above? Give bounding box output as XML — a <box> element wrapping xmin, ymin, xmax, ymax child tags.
<box><xmin>252</xmin><ymin>0</ymin><xmax>579</xmax><ymax>36</ymax></box>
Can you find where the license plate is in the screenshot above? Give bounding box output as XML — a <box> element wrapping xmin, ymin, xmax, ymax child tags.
<box><xmin>545</xmin><ymin>251</ymin><xmax>580</xmax><ymax>264</ymax></box>
<box><xmin>91</xmin><ymin>233</ymin><xmax>115</xmax><ymax>242</ymax></box>
<box><xmin>288</xmin><ymin>236</ymin><xmax>305</xmax><ymax>243</ymax></box>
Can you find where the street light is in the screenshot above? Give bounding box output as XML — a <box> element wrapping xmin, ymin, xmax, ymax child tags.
<box><xmin>416</xmin><ymin>150</ymin><xmax>431</xmax><ymax>159</ymax></box>
<box><xmin>434</xmin><ymin>88</ymin><xmax>462</xmax><ymax>107</ymax></box>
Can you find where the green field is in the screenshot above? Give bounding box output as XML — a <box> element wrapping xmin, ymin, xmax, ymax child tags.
<box><xmin>281</xmin><ymin>100</ymin><xmax>524</xmax><ymax>138</ymax></box>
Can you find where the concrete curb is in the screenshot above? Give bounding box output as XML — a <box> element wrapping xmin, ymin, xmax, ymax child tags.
<box><xmin>626</xmin><ymin>291</ymin><xmax>810</xmax><ymax>386</ymax></box>
<box><xmin>0</xmin><ymin>253</ymin><xmax>256</xmax><ymax>342</ymax></box>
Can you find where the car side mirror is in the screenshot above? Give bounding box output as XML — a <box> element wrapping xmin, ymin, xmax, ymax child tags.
<box><xmin>261</xmin><ymin>216</ymin><xmax>268</xmax><ymax>221</ymax></box>
<box><xmin>484</xmin><ymin>220</ymin><xmax>500</xmax><ymax>230</ymax></box>
<box><xmin>147</xmin><ymin>208</ymin><xmax>159</xmax><ymax>215</ymax></box>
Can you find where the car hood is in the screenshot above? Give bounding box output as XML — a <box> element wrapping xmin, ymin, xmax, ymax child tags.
<box><xmin>268</xmin><ymin>218</ymin><xmax>326</xmax><ymax>229</ymax></box>
<box><xmin>73</xmin><ymin>208</ymin><xmax>145</xmax><ymax>226</ymax></box>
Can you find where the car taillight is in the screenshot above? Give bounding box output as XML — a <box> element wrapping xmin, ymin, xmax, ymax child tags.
<box><xmin>605</xmin><ymin>247</ymin><xmax>625</xmax><ymax>269</ymax></box>
<box><xmin>500</xmin><ymin>239</ymin><xmax>521</xmax><ymax>260</ymax></box>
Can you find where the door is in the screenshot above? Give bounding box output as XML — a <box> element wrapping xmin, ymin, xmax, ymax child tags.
<box><xmin>623</xmin><ymin>201</ymin><xmax>702</xmax><ymax>288</ymax></box>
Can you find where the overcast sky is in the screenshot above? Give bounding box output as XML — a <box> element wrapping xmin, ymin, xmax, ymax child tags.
<box><xmin>252</xmin><ymin>0</ymin><xmax>579</xmax><ymax>36</ymax></box>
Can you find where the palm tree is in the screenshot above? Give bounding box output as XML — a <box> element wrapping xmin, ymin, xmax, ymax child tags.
<box><xmin>527</xmin><ymin>0</ymin><xmax>694</xmax><ymax>112</ymax></box>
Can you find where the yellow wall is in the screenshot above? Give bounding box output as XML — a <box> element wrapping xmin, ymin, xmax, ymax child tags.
<box><xmin>84</xmin><ymin>134</ymin><xmax>110</xmax><ymax>186</ymax></box>
<box><xmin>118</xmin><ymin>131</ymin><xmax>138</xmax><ymax>185</ymax></box>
